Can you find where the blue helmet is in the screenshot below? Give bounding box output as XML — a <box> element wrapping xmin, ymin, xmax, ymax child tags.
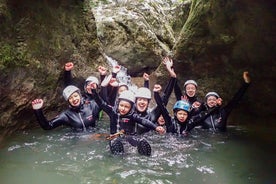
<box><xmin>173</xmin><ymin>100</ymin><xmax>190</xmax><ymax>112</ymax></box>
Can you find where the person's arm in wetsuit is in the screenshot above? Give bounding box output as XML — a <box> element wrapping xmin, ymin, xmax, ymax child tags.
<box><xmin>174</xmin><ymin>80</ymin><xmax>183</xmax><ymax>101</ymax></box>
<box><xmin>223</xmin><ymin>71</ymin><xmax>251</xmax><ymax>116</ymax></box>
<box><xmin>98</xmin><ymin>65</ymin><xmax>120</xmax><ymax>106</ymax></box>
<box><xmin>150</xmin><ymin>57</ymin><xmax>177</xmax><ymax>122</ymax></box>
<box><xmin>64</xmin><ymin>62</ymin><xmax>74</xmax><ymax>87</ymax></box>
<box><xmin>186</xmin><ymin>106</ymin><xmax>220</xmax><ymax>132</ymax></box>
<box><xmin>107</xmin><ymin>72</ymin><xmax>119</xmax><ymax>106</ymax></box>
<box><xmin>98</xmin><ymin>65</ymin><xmax>110</xmax><ymax>103</ymax></box>
<box><xmin>32</xmin><ymin>99</ymin><xmax>68</xmax><ymax>130</ymax></box>
<box><xmin>160</xmin><ymin>56</ymin><xmax>177</xmax><ymax>105</ymax></box>
<box><xmin>161</xmin><ymin>77</ymin><xmax>176</xmax><ymax>105</ymax></box>
<box><xmin>153</xmin><ymin>85</ymin><xmax>176</xmax><ymax>133</ymax></box>
<box><xmin>91</xmin><ymin>88</ymin><xmax>117</xmax><ymax>133</ymax></box>
<box><xmin>132</xmin><ymin>113</ymin><xmax>165</xmax><ymax>134</ymax></box>
<box><xmin>143</xmin><ymin>73</ymin><xmax>150</xmax><ymax>88</ymax></box>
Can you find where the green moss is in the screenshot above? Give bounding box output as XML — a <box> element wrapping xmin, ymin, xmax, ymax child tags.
<box><xmin>0</xmin><ymin>44</ymin><xmax>29</xmax><ymax>69</ymax></box>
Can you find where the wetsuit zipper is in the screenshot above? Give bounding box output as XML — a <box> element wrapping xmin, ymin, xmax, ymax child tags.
<box><xmin>210</xmin><ymin>115</ymin><xmax>216</xmax><ymax>132</ymax></box>
<box><xmin>78</xmin><ymin>113</ymin><xmax>86</xmax><ymax>131</ymax></box>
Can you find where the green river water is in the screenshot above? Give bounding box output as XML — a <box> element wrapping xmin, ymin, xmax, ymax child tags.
<box><xmin>0</xmin><ymin>121</ymin><xmax>275</xmax><ymax>184</ymax></box>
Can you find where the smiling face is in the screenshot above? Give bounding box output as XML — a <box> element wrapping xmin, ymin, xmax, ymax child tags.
<box><xmin>206</xmin><ymin>96</ymin><xmax>218</xmax><ymax>108</ymax></box>
<box><xmin>176</xmin><ymin>110</ymin><xmax>188</xmax><ymax>123</ymax></box>
<box><xmin>185</xmin><ymin>84</ymin><xmax>197</xmax><ymax>97</ymax></box>
<box><xmin>135</xmin><ymin>97</ymin><xmax>149</xmax><ymax>112</ymax></box>
<box><xmin>118</xmin><ymin>100</ymin><xmax>132</xmax><ymax>116</ymax></box>
<box><xmin>68</xmin><ymin>92</ymin><xmax>81</xmax><ymax>107</ymax></box>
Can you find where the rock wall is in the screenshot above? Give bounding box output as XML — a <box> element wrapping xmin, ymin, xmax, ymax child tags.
<box><xmin>172</xmin><ymin>0</ymin><xmax>275</xmax><ymax>121</ymax></box>
<box><xmin>0</xmin><ymin>0</ymin><xmax>103</xmax><ymax>132</ymax></box>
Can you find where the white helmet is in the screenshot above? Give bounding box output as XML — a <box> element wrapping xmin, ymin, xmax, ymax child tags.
<box><xmin>205</xmin><ymin>92</ymin><xmax>220</xmax><ymax>99</ymax></box>
<box><xmin>135</xmin><ymin>87</ymin><xmax>151</xmax><ymax>99</ymax></box>
<box><xmin>118</xmin><ymin>90</ymin><xmax>135</xmax><ymax>103</ymax></box>
<box><xmin>184</xmin><ymin>80</ymin><xmax>198</xmax><ymax>88</ymax></box>
<box><xmin>63</xmin><ymin>85</ymin><xmax>80</xmax><ymax>101</ymax></box>
<box><xmin>85</xmin><ymin>76</ymin><xmax>99</xmax><ymax>85</ymax></box>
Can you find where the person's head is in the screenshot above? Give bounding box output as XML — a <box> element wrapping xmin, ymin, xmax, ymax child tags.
<box><xmin>118</xmin><ymin>82</ymin><xmax>129</xmax><ymax>95</ymax></box>
<box><xmin>173</xmin><ymin>100</ymin><xmax>190</xmax><ymax>123</ymax></box>
<box><xmin>84</xmin><ymin>76</ymin><xmax>99</xmax><ymax>94</ymax></box>
<box><xmin>157</xmin><ymin>115</ymin><xmax>165</xmax><ymax>126</ymax></box>
<box><xmin>184</xmin><ymin>80</ymin><xmax>197</xmax><ymax>98</ymax></box>
<box><xmin>205</xmin><ymin>92</ymin><xmax>220</xmax><ymax>108</ymax></box>
<box><xmin>135</xmin><ymin>87</ymin><xmax>152</xmax><ymax>113</ymax></box>
<box><xmin>117</xmin><ymin>90</ymin><xmax>135</xmax><ymax>116</ymax></box>
<box><xmin>63</xmin><ymin>85</ymin><xmax>82</xmax><ymax>107</ymax></box>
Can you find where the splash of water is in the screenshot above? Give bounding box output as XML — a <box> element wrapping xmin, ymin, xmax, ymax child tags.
<box><xmin>103</xmin><ymin>54</ymin><xmax>138</xmax><ymax>92</ymax></box>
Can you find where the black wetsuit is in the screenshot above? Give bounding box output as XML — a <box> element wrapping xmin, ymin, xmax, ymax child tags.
<box><xmin>92</xmin><ymin>89</ymin><xmax>158</xmax><ymax>135</ymax></box>
<box><xmin>33</xmin><ymin>99</ymin><xmax>100</xmax><ymax>131</ymax></box>
<box><xmin>174</xmin><ymin>80</ymin><xmax>203</xmax><ymax>116</ymax></box>
<box><xmin>64</xmin><ymin>69</ymin><xmax>104</xmax><ymax>117</ymax></box>
<box><xmin>136</xmin><ymin>77</ymin><xmax>176</xmax><ymax>134</ymax></box>
<box><xmin>99</xmin><ymin>72</ymin><xmax>119</xmax><ymax>106</ymax></box>
<box><xmin>154</xmin><ymin>91</ymin><xmax>215</xmax><ymax>135</ymax></box>
<box><xmin>186</xmin><ymin>81</ymin><xmax>250</xmax><ymax>132</ymax></box>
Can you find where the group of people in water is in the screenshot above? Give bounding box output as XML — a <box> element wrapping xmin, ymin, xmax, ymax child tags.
<box><xmin>31</xmin><ymin>57</ymin><xmax>251</xmax><ymax>156</ymax></box>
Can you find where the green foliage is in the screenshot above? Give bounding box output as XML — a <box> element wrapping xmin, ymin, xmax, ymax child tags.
<box><xmin>0</xmin><ymin>44</ymin><xmax>29</xmax><ymax>69</ymax></box>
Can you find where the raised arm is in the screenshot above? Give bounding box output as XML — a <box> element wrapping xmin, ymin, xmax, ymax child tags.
<box><xmin>160</xmin><ymin>57</ymin><xmax>177</xmax><ymax>103</ymax></box>
<box><xmin>143</xmin><ymin>73</ymin><xmax>150</xmax><ymax>88</ymax></box>
<box><xmin>31</xmin><ymin>99</ymin><xmax>67</xmax><ymax>130</ymax></box>
<box><xmin>64</xmin><ymin>62</ymin><xmax>74</xmax><ymax>87</ymax></box>
<box><xmin>91</xmin><ymin>88</ymin><xmax>113</xmax><ymax>115</ymax></box>
<box><xmin>153</xmin><ymin>84</ymin><xmax>176</xmax><ymax>133</ymax></box>
<box><xmin>223</xmin><ymin>71</ymin><xmax>251</xmax><ymax>115</ymax></box>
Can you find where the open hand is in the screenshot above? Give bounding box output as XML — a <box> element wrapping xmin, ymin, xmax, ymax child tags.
<box><xmin>162</xmin><ymin>57</ymin><xmax>173</xmax><ymax>69</ymax></box>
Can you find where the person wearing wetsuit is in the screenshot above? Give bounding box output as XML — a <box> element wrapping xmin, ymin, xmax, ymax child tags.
<box><xmin>98</xmin><ymin>65</ymin><xmax>122</xmax><ymax>106</ymax></box>
<box><xmin>186</xmin><ymin>71</ymin><xmax>251</xmax><ymax>132</ymax></box>
<box><xmin>92</xmin><ymin>89</ymin><xmax>165</xmax><ymax>156</ymax></box>
<box><xmin>174</xmin><ymin>78</ymin><xmax>203</xmax><ymax>116</ymax></box>
<box><xmin>153</xmin><ymin>84</ymin><xmax>218</xmax><ymax>136</ymax></box>
<box><xmin>31</xmin><ymin>85</ymin><xmax>100</xmax><ymax>131</ymax></box>
<box><xmin>64</xmin><ymin>62</ymin><xmax>102</xmax><ymax>102</ymax></box>
<box><xmin>135</xmin><ymin>57</ymin><xmax>177</xmax><ymax>134</ymax></box>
